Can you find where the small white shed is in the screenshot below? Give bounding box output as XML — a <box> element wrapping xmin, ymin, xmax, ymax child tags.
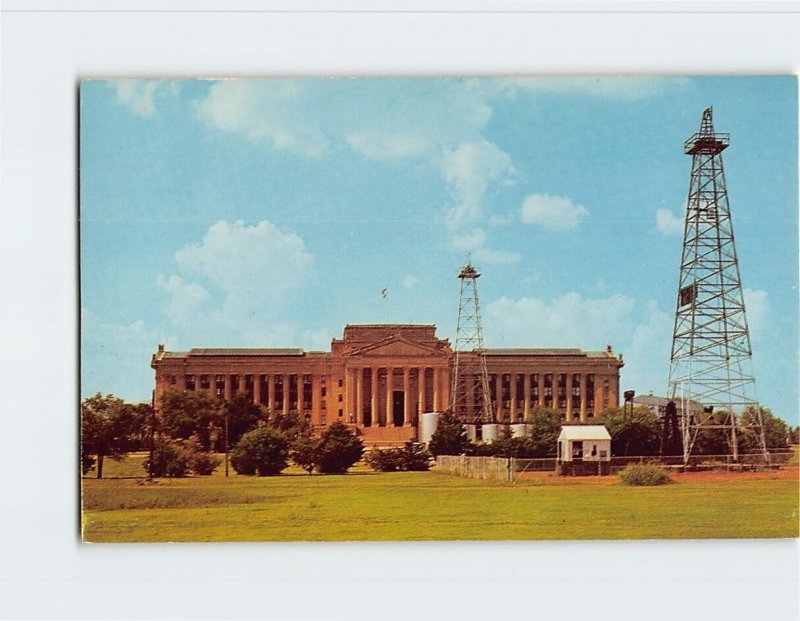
<box><xmin>557</xmin><ymin>425</ymin><xmax>612</xmax><ymax>475</ymax></box>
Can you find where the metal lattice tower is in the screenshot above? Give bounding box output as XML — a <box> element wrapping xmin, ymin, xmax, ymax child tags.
<box><xmin>451</xmin><ymin>257</ymin><xmax>493</xmax><ymax>423</ymax></box>
<box><xmin>667</xmin><ymin>107</ymin><xmax>767</xmax><ymax>463</ymax></box>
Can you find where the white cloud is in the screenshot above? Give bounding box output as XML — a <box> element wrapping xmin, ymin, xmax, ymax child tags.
<box><xmin>441</xmin><ymin>140</ymin><xmax>515</xmax><ymax>228</ymax></box>
<box><xmin>451</xmin><ymin>228</ymin><xmax>487</xmax><ymax>251</ymax></box>
<box><xmin>345</xmin><ymin>132</ymin><xmax>430</xmax><ymax>160</ymax></box>
<box><xmin>485</xmin><ymin>292</ymin><xmax>635</xmax><ymax>348</ymax></box>
<box><xmin>402</xmin><ymin>274</ymin><xmax>418</xmax><ymax>288</ymax></box>
<box><xmin>156</xmin><ymin>274</ymin><xmax>209</xmax><ymax>323</ymax></box>
<box><xmin>656</xmin><ymin>207</ymin><xmax>684</xmax><ymax>235</ymax></box>
<box><xmin>112</xmin><ymin>80</ymin><xmax>178</xmax><ymax>118</ymax></box>
<box><xmin>157</xmin><ymin>220</ymin><xmax>314</xmax><ymax>344</ymax></box>
<box><xmin>485</xmin><ymin>76</ymin><xmax>690</xmax><ymax>100</ymax></box>
<box><xmin>743</xmin><ymin>288</ymin><xmax>769</xmax><ymax>334</ymax></box>
<box><xmin>520</xmin><ymin>193</ymin><xmax>588</xmax><ymax>230</ymax></box>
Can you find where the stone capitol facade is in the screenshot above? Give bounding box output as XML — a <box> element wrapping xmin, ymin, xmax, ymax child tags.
<box><xmin>151</xmin><ymin>324</ymin><xmax>623</xmax><ymax>447</ymax></box>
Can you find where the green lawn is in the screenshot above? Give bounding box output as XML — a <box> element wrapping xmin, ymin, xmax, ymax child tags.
<box><xmin>82</xmin><ymin>453</ymin><xmax>798</xmax><ymax>542</ymax></box>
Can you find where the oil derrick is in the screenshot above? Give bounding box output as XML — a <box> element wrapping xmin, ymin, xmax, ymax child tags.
<box><xmin>667</xmin><ymin>107</ymin><xmax>767</xmax><ymax>464</ymax></box>
<box><xmin>451</xmin><ymin>257</ymin><xmax>493</xmax><ymax>423</ymax></box>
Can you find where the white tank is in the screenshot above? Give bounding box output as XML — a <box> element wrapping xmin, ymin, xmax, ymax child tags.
<box><xmin>465</xmin><ymin>424</ymin><xmax>477</xmax><ymax>442</ymax></box>
<box><xmin>511</xmin><ymin>423</ymin><xmax>530</xmax><ymax>438</ymax></box>
<box><xmin>420</xmin><ymin>412</ymin><xmax>440</xmax><ymax>444</ymax></box>
<box><xmin>481</xmin><ymin>423</ymin><xmax>499</xmax><ymax>443</ymax></box>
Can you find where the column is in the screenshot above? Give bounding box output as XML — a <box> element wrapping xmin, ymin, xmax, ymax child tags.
<box><xmin>297</xmin><ymin>374</ymin><xmax>305</xmax><ymax>415</ymax></box>
<box><xmin>344</xmin><ymin>368</ymin><xmax>352</xmax><ymax>423</ymax></box>
<box><xmin>495</xmin><ymin>374</ymin><xmax>503</xmax><ymax>421</ymax></box>
<box><xmin>356</xmin><ymin>368</ymin><xmax>364</xmax><ymax>425</ymax></box>
<box><xmin>523</xmin><ymin>373</ymin><xmax>531</xmax><ymax>420</ymax></box>
<box><xmin>311</xmin><ymin>374</ymin><xmax>321</xmax><ymax>425</ymax></box>
<box><xmin>579</xmin><ymin>373</ymin><xmax>587</xmax><ymax>422</ymax></box>
<box><xmin>224</xmin><ymin>374</ymin><xmax>232</xmax><ymax>401</ymax></box>
<box><xmin>432</xmin><ymin>368</ymin><xmax>440</xmax><ymax>412</ymax></box>
<box><xmin>386</xmin><ymin>367</ymin><xmax>394</xmax><ymax>426</ymax></box>
<box><xmin>253</xmin><ymin>374</ymin><xmax>261</xmax><ymax>404</ymax></box>
<box><xmin>566</xmin><ymin>373</ymin><xmax>574</xmax><ymax>420</ymax></box>
<box><xmin>371</xmin><ymin>367</ymin><xmax>379</xmax><ymax>426</ymax></box>
<box><xmin>538</xmin><ymin>374</ymin><xmax>545</xmax><ymax>407</ymax></box>
<box><xmin>442</xmin><ymin>367</ymin><xmax>451</xmax><ymax>410</ymax></box>
<box><xmin>283</xmin><ymin>374</ymin><xmax>290</xmax><ymax>414</ymax></box>
<box><xmin>510</xmin><ymin>373</ymin><xmax>518</xmax><ymax>422</ymax></box>
<box><xmin>403</xmin><ymin>367</ymin><xmax>411</xmax><ymax>425</ymax></box>
<box><xmin>418</xmin><ymin>367</ymin><xmax>426</xmax><ymax>414</ymax></box>
<box><xmin>268</xmin><ymin>375</ymin><xmax>276</xmax><ymax>414</ymax></box>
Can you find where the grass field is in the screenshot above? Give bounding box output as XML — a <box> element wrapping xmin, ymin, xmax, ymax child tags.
<box><xmin>81</xmin><ymin>452</ymin><xmax>798</xmax><ymax>542</ymax></box>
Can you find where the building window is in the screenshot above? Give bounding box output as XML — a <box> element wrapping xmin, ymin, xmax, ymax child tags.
<box><xmin>338</xmin><ymin>394</ymin><xmax>343</xmax><ymax>402</ymax></box>
<box><xmin>338</xmin><ymin>379</ymin><xmax>343</xmax><ymax>388</ymax></box>
<box><xmin>572</xmin><ymin>386</ymin><xmax>580</xmax><ymax>397</ymax></box>
<box><xmin>170</xmin><ymin>375</ymin><xmax>177</xmax><ymax>385</ymax></box>
<box><xmin>321</xmin><ymin>414</ymin><xmax>327</xmax><ymax>425</ymax></box>
<box><xmin>186</xmin><ymin>375</ymin><xmax>195</xmax><ymax>390</ymax></box>
<box><xmin>338</xmin><ymin>409</ymin><xmax>343</xmax><ymax>418</ymax></box>
<box><xmin>200</xmin><ymin>374</ymin><xmax>210</xmax><ymax>390</ymax></box>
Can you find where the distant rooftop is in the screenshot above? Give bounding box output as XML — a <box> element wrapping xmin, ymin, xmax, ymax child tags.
<box><xmin>484</xmin><ymin>348</ymin><xmax>584</xmax><ymax>356</ymax></box>
<box><xmin>187</xmin><ymin>348</ymin><xmax>305</xmax><ymax>357</ymax></box>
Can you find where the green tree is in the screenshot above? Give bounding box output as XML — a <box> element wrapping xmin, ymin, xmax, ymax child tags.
<box><xmin>81</xmin><ymin>393</ymin><xmax>140</xmax><ymax>478</ymax></box>
<box><xmin>290</xmin><ymin>434</ymin><xmax>320</xmax><ymax>474</ymax></box>
<box><xmin>225</xmin><ymin>393</ymin><xmax>266</xmax><ymax>448</ymax></box>
<box><xmin>526</xmin><ymin>407</ymin><xmax>563</xmax><ymax>457</ymax></box>
<box><xmin>230</xmin><ymin>423</ymin><xmax>289</xmax><ymax>476</ymax></box>
<box><xmin>269</xmin><ymin>410</ymin><xmax>310</xmax><ymax>441</ymax></box>
<box><xmin>315</xmin><ymin>421</ymin><xmax>364</xmax><ymax>474</ymax></box>
<box><xmin>427</xmin><ymin>411</ymin><xmax>469</xmax><ymax>457</ymax></box>
<box><xmin>159</xmin><ymin>389</ymin><xmax>222</xmax><ymax>449</ymax></box>
<box><xmin>599</xmin><ymin>405</ymin><xmax>661</xmax><ymax>456</ymax></box>
<box><xmin>738</xmin><ymin>406</ymin><xmax>792</xmax><ymax>451</ymax></box>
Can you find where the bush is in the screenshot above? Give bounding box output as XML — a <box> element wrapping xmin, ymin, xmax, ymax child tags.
<box><xmin>230</xmin><ymin>424</ymin><xmax>289</xmax><ymax>476</ymax></box>
<box><xmin>143</xmin><ymin>436</ymin><xmax>193</xmax><ymax>477</ymax></box>
<box><xmin>366</xmin><ymin>448</ymin><xmax>404</xmax><ymax>472</ymax></box>
<box><xmin>428</xmin><ymin>411</ymin><xmax>469</xmax><ymax>457</ymax></box>
<box><xmin>618</xmin><ymin>464</ymin><xmax>673</xmax><ymax>486</ymax></box>
<box><xmin>316</xmin><ymin>421</ymin><xmax>364</xmax><ymax>474</ymax></box>
<box><xmin>366</xmin><ymin>442</ymin><xmax>432</xmax><ymax>472</ymax></box>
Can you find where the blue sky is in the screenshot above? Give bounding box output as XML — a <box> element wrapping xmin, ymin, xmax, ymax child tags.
<box><xmin>80</xmin><ymin>76</ymin><xmax>798</xmax><ymax>424</ymax></box>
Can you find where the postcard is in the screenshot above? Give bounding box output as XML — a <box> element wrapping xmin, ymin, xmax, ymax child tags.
<box><xmin>79</xmin><ymin>77</ymin><xmax>798</xmax><ymax>542</ymax></box>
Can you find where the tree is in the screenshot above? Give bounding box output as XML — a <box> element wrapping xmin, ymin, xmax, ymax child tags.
<box><xmin>526</xmin><ymin>407</ymin><xmax>563</xmax><ymax>457</ymax></box>
<box><xmin>159</xmin><ymin>389</ymin><xmax>222</xmax><ymax>450</ymax></box>
<box><xmin>599</xmin><ymin>405</ymin><xmax>661</xmax><ymax>456</ymax></box>
<box><xmin>427</xmin><ymin>411</ymin><xmax>469</xmax><ymax>457</ymax></box>
<box><xmin>230</xmin><ymin>423</ymin><xmax>289</xmax><ymax>476</ymax></box>
<box><xmin>81</xmin><ymin>393</ymin><xmax>139</xmax><ymax>478</ymax></box>
<box><xmin>738</xmin><ymin>406</ymin><xmax>791</xmax><ymax>451</ymax></box>
<box><xmin>269</xmin><ymin>410</ymin><xmax>310</xmax><ymax>441</ymax></box>
<box><xmin>225</xmin><ymin>394</ymin><xmax>266</xmax><ymax>448</ymax></box>
<box><xmin>315</xmin><ymin>421</ymin><xmax>364</xmax><ymax>474</ymax></box>
<box><xmin>290</xmin><ymin>434</ymin><xmax>320</xmax><ymax>474</ymax></box>
<box><xmin>366</xmin><ymin>442</ymin><xmax>432</xmax><ymax>472</ymax></box>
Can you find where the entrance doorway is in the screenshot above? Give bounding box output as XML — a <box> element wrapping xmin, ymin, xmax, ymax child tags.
<box><xmin>392</xmin><ymin>391</ymin><xmax>405</xmax><ymax>427</ymax></box>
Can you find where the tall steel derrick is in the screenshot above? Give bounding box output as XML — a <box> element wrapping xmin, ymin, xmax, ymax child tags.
<box><xmin>667</xmin><ymin>107</ymin><xmax>767</xmax><ymax>463</ymax></box>
<box><xmin>451</xmin><ymin>257</ymin><xmax>493</xmax><ymax>423</ymax></box>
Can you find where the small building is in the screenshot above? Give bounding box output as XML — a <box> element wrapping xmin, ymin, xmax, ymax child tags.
<box><xmin>556</xmin><ymin>425</ymin><xmax>612</xmax><ymax>475</ymax></box>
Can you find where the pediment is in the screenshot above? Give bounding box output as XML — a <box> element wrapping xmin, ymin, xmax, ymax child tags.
<box><xmin>349</xmin><ymin>335</ymin><xmax>446</xmax><ymax>359</ymax></box>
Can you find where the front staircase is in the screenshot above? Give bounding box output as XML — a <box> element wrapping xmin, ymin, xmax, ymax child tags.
<box><xmin>359</xmin><ymin>424</ymin><xmax>416</xmax><ymax>449</ymax></box>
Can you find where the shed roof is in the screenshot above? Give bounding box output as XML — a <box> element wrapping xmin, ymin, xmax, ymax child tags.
<box><xmin>557</xmin><ymin>425</ymin><xmax>611</xmax><ymax>441</ymax></box>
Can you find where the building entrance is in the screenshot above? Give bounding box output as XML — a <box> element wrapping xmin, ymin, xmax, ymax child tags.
<box><xmin>392</xmin><ymin>391</ymin><xmax>405</xmax><ymax>427</ymax></box>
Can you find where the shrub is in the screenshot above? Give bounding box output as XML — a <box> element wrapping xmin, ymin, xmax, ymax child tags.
<box><xmin>143</xmin><ymin>436</ymin><xmax>193</xmax><ymax>477</ymax></box>
<box><xmin>428</xmin><ymin>411</ymin><xmax>469</xmax><ymax>457</ymax></box>
<box><xmin>230</xmin><ymin>424</ymin><xmax>289</xmax><ymax>476</ymax></box>
<box><xmin>366</xmin><ymin>442</ymin><xmax>432</xmax><ymax>472</ymax></box>
<box><xmin>366</xmin><ymin>448</ymin><xmax>404</xmax><ymax>472</ymax></box>
<box><xmin>399</xmin><ymin>441</ymin><xmax>432</xmax><ymax>471</ymax></box>
<box><xmin>316</xmin><ymin>421</ymin><xmax>364</xmax><ymax>474</ymax></box>
<box><xmin>618</xmin><ymin>464</ymin><xmax>673</xmax><ymax>486</ymax></box>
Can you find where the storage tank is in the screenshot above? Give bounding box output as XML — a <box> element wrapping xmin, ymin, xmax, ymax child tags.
<box><xmin>465</xmin><ymin>424</ymin><xmax>477</xmax><ymax>442</ymax></box>
<box><xmin>481</xmin><ymin>423</ymin><xmax>499</xmax><ymax>443</ymax></box>
<box><xmin>420</xmin><ymin>412</ymin><xmax>440</xmax><ymax>444</ymax></box>
<box><xmin>511</xmin><ymin>423</ymin><xmax>530</xmax><ymax>438</ymax></box>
